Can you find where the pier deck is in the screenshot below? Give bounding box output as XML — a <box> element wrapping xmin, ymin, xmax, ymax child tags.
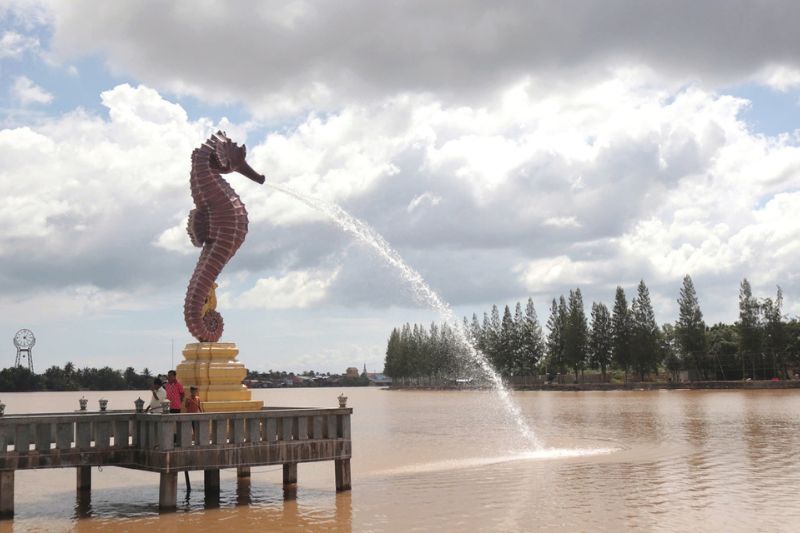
<box><xmin>0</xmin><ymin>406</ymin><xmax>352</xmax><ymax>517</ymax></box>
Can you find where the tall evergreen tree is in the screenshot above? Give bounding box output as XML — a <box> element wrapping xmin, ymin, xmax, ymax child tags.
<box><xmin>470</xmin><ymin>313</ymin><xmax>482</xmax><ymax>350</ymax></box>
<box><xmin>611</xmin><ymin>286</ymin><xmax>632</xmax><ymax>379</ymax></box>
<box><xmin>429</xmin><ymin>322</ymin><xmax>442</xmax><ymax>376</ymax></box>
<box><xmin>383</xmin><ymin>327</ymin><xmax>401</xmax><ymax>377</ymax></box>
<box><xmin>762</xmin><ymin>286</ymin><xmax>787</xmax><ymax>378</ymax></box>
<box><xmin>707</xmin><ymin>323</ymin><xmax>738</xmax><ymax>380</ymax></box>
<box><xmin>738</xmin><ymin>278</ymin><xmax>762</xmax><ymax>379</ymax></box>
<box><xmin>564</xmin><ymin>289</ymin><xmax>589</xmax><ymax>381</ymax></box>
<box><xmin>785</xmin><ymin>318</ymin><xmax>800</xmax><ymax>373</ymax></box>
<box><xmin>558</xmin><ymin>296</ymin><xmax>568</xmax><ymax>372</ymax></box>
<box><xmin>631</xmin><ymin>280</ymin><xmax>659</xmax><ymax>380</ymax></box>
<box><xmin>660</xmin><ymin>323</ymin><xmax>682</xmax><ymax>381</ymax></box>
<box><xmin>510</xmin><ymin>302</ymin><xmax>526</xmax><ymax>375</ymax></box>
<box><xmin>399</xmin><ymin>323</ymin><xmax>413</xmax><ymax>377</ymax></box>
<box><xmin>676</xmin><ymin>274</ymin><xmax>707</xmax><ymax>379</ymax></box>
<box><xmin>546</xmin><ymin>296</ymin><xmax>568</xmax><ymax>374</ymax></box>
<box><xmin>484</xmin><ymin>304</ymin><xmax>500</xmax><ymax>368</ymax></box>
<box><xmin>441</xmin><ymin>323</ymin><xmax>461</xmax><ymax>377</ymax></box>
<box><xmin>462</xmin><ymin>316</ymin><xmax>471</xmax><ymax>345</ymax></box>
<box><xmin>482</xmin><ymin>311</ymin><xmax>497</xmax><ymax>364</ymax></box>
<box><xmin>520</xmin><ymin>298</ymin><xmax>545</xmax><ymax>375</ymax></box>
<box><xmin>589</xmin><ymin>302</ymin><xmax>612</xmax><ymax>381</ymax></box>
<box><xmin>498</xmin><ymin>305</ymin><xmax>515</xmax><ymax>375</ymax></box>
<box><xmin>490</xmin><ymin>305</ymin><xmax>502</xmax><ymax>335</ymax></box>
<box><xmin>411</xmin><ymin>324</ymin><xmax>424</xmax><ymax>376</ymax></box>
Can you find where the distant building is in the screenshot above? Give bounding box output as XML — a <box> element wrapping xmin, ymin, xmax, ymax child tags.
<box><xmin>345</xmin><ymin>367</ymin><xmax>360</xmax><ymax>378</ymax></box>
<box><xmin>365</xmin><ymin>373</ymin><xmax>392</xmax><ymax>386</ymax></box>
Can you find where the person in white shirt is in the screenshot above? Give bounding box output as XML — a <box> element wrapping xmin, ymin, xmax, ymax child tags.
<box><xmin>145</xmin><ymin>377</ymin><xmax>167</xmax><ymax>413</ymax></box>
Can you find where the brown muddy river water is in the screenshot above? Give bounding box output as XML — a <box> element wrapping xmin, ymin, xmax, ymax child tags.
<box><xmin>2</xmin><ymin>387</ymin><xmax>799</xmax><ymax>532</ymax></box>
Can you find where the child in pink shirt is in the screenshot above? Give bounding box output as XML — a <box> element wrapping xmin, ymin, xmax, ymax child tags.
<box><xmin>185</xmin><ymin>386</ymin><xmax>203</xmax><ymax>413</ymax></box>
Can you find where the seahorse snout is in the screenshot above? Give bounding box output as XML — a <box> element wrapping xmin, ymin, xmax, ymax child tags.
<box><xmin>236</xmin><ymin>158</ymin><xmax>266</xmax><ymax>184</ymax></box>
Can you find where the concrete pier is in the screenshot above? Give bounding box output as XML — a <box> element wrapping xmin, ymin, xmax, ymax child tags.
<box><xmin>159</xmin><ymin>471</ymin><xmax>178</xmax><ymax>510</ymax></box>
<box><xmin>0</xmin><ymin>470</ymin><xmax>13</xmax><ymax>518</ymax></box>
<box><xmin>283</xmin><ymin>463</ymin><xmax>298</xmax><ymax>486</ymax></box>
<box><xmin>0</xmin><ymin>406</ymin><xmax>352</xmax><ymax>518</ymax></box>
<box><xmin>204</xmin><ymin>469</ymin><xmax>220</xmax><ymax>495</ymax></box>
<box><xmin>77</xmin><ymin>466</ymin><xmax>91</xmax><ymax>492</ymax></box>
<box><xmin>335</xmin><ymin>459</ymin><xmax>352</xmax><ymax>491</ymax></box>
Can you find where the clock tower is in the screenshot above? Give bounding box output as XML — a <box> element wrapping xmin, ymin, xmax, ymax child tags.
<box><xmin>13</xmin><ymin>328</ymin><xmax>35</xmax><ymax>372</ymax></box>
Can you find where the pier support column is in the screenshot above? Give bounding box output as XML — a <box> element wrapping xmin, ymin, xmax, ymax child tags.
<box><xmin>0</xmin><ymin>470</ymin><xmax>13</xmax><ymax>518</ymax></box>
<box><xmin>75</xmin><ymin>489</ymin><xmax>91</xmax><ymax>518</ymax></box>
<box><xmin>76</xmin><ymin>466</ymin><xmax>91</xmax><ymax>492</ymax></box>
<box><xmin>204</xmin><ymin>469</ymin><xmax>220</xmax><ymax>495</ymax></box>
<box><xmin>236</xmin><ymin>468</ymin><xmax>251</xmax><ymax>506</ymax></box>
<box><xmin>282</xmin><ymin>463</ymin><xmax>297</xmax><ymax>500</ymax></box>
<box><xmin>283</xmin><ymin>463</ymin><xmax>297</xmax><ymax>486</ymax></box>
<box><xmin>335</xmin><ymin>459</ymin><xmax>351</xmax><ymax>491</ymax></box>
<box><xmin>159</xmin><ymin>472</ymin><xmax>178</xmax><ymax>510</ymax></box>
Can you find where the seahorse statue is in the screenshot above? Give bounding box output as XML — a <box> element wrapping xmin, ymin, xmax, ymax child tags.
<box><xmin>184</xmin><ymin>131</ymin><xmax>265</xmax><ymax>342</ymax></box>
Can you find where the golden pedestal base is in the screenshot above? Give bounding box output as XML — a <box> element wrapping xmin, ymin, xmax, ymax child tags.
<box><xmin>176</xmin><ymin>342</ymin><xmax>263</xmax><ymax>412</ymax></box>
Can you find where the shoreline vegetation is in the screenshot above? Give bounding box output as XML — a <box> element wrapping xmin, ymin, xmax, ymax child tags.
<box><xmin>0</xmin><ymin>365</ymin><xmax>371</xmax><ymax>393</ymax></box>
<box><xmin>389</xmin><ymin>379</ymin><xmax>800</xmax><ymax>392</ymax></box>
<box><xmin>383</xmin><ymin>277</ymin><xmax>800</xmax><ymax>387</ymax></box>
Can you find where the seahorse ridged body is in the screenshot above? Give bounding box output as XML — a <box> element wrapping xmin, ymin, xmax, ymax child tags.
<box><xmin>184</xmin><ymin>131</ymin><xmax>265</xmax><ymax>342</ymax></box>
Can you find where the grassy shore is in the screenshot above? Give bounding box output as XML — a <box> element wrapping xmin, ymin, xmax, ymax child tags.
<box><xmin>389</xmin><ymin>380</ymin><xmax>800</xmax><ymax>391</ymax></box>
<box><xmin>515</xmin><ymin>380</ymin><xmax>800</xmax><ymax>391</ymax></box>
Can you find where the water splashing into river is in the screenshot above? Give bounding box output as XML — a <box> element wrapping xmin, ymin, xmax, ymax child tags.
<box><xmin>265</xmin><ymin>181</ymin><xmax>540</xmax><ymax>448</ymax></box>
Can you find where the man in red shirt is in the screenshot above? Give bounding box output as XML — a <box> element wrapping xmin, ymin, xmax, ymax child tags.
<box><xmin>164</xmin><ymin>370</ymin><xmax>185</xmax><ymax>413</ymax></box>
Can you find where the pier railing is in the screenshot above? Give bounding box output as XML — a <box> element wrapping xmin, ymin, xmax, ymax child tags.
<box><xmin>139</xmin><ymin>407</ymin><xmax>351</xmax><ymax>451</ymax></box>
<box><xmin>0</xmin><ymin>407</ymin><xmax>351</xmax><ymax>470</ymax></box>
<box><xmin>0</xmin><ymin>406</ymin><xmax>352</xmax><ymax>515</ymax></box>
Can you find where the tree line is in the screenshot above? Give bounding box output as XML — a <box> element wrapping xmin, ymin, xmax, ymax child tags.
<box><xmin>0</xmin><ymin>364</ymin><xmax>373</xmax><ymax>392</ymax></box>
<box><xmin>0</xmin><ymin>363</ymin><xmax>156</xmax><ymax>392</ymax></box>
<box><xmin>383</xmin><ymin>276</ymin><xmax>800</xmax><ymax>382</ymax></box>
<box><xmin>384</xmin><ymin>297</ymin><xmax>546</xmax><ymax>380</ymax></box>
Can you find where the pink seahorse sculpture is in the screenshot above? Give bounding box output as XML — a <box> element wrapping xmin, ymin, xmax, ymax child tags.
<box><xmin>184</xmin><ymin>131</ymin><xmax>265</xmax><ymax>342</ymax></box>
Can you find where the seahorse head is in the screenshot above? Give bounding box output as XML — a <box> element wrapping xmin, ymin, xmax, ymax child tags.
<box><xmin>209</xmin><ymin>130</ymin><xmax>266</xmax><ymax>184</ymax></box>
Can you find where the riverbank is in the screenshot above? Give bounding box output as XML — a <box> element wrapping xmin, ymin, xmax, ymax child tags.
<box><xmin>389</xmin><ymin>380</ymin><xmax>800</xmax><ymax>392</ymax></box>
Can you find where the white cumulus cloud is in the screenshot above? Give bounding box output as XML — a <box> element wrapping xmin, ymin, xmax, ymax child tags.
<box><xmin>11</xmin><ymin>75</ymin><xmax>53</xmax><ymax>105</ymax></box>
<box><xmin>237</xmin><ymin>268</ymin><xmax>340</xmax><ymax>310</ymax></box>
<box><xmin>0</xmin><ymin>30</ymin><xmax>39</xmax><ymax>58</ymax></box>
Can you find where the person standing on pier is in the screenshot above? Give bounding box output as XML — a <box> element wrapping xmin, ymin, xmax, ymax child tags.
<box><xmin>185</xmin><ymin>386</ymin><xmax>203</xmax><ymax>413</ymax></box>
<box><xmin>165</xmin><ymin>370</ymin><xmax>185</xmax><ymax>413</ymax></box>
<box><xmin>184</xmin><ymin>386</ymin><xmax>203</xmax><ymax>445</ymax></box>
<box><xmin>146</xmin><ymin>377</ymin><xmax>167</xmax><ymax>413</ymax></box>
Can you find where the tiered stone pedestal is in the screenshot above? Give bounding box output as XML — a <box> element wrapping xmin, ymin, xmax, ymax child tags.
<box><xmin>176</xmin><ymin>342</ymin><xmax>263</xmax><ymax>412</ymax></box>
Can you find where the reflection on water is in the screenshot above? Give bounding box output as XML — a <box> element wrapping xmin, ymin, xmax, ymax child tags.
<box><xmin>370</xmin><ymin>447</ymin><xmax>620</xmax><ymax>477</ymax></box>
<box><xmin>4</xmin><ymin>388</ymin><xmax>800</xmax><ymax>532</ymax></box>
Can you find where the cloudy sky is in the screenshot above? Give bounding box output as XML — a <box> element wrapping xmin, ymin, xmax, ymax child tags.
<box><xmin>1</xmin><ymin>0</ymin><xmax>799</xmax><ymax>374</ymax></box>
